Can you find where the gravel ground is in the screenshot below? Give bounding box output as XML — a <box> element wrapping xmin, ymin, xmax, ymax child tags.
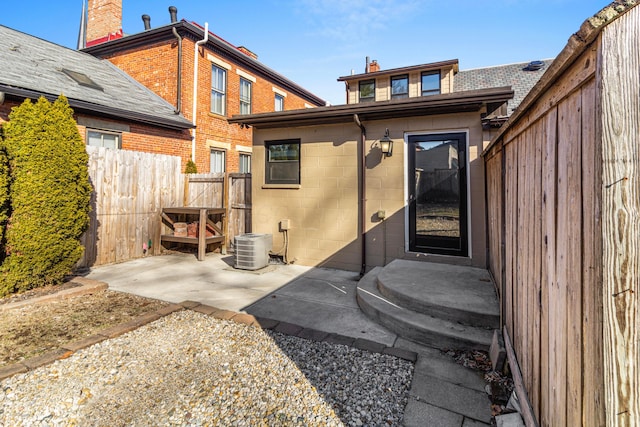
<box><xmin>0</xmin><ymin>310</ymin><xmax>413</xmax><ymax>426</ymax></box>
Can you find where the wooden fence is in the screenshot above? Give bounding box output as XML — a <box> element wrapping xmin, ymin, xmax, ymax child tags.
<box><xmin>80</xmin><ymin>147</ymin><xmax>251</xmax><ymax>267</ymax></box>
<box><xmin>480</xmin><ymin>5</ymin><xmax>640</xmax><ymax>421</ymax></box>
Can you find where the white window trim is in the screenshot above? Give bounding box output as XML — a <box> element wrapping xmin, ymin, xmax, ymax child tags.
<box><xmin>206</xmin><ymin>140</ymin><xmax>231</xmax><ymax>150</ymax></box>
<box><xmin>272</xmin><ymin>87</ymin><xmax>287</xmax><ymax>97</ymax></box>
<box><xmin>236</xmin><ymin>69</ymin><xmax>257</xmax><ymax>83</ymax></box>
<box><xmin>207</xmin><ymin>54</ymin><xmax>231</xmax><ymax>70</ymax></box>
<box><xmin>237</xmin><ymin>145</ymin><xmax>252</xmax><ymax>153</ymax></box>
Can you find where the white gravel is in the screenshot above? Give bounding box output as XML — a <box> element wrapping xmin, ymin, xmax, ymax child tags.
<box><xmin>0</xmin><ymin>310</ymin><xmax>413</xmax><ymax>426</ymax></box>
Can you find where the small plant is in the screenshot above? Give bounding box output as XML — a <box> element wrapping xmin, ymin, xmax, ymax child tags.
<box><xmin>185</xmin><ymin>159</ymin><xmax>198</xmax><ymax>174</ymax></box>
<box><xmin>1</xmin><ymin>96</ymin><xmax>91</xmax><ymax>296</ymax></box>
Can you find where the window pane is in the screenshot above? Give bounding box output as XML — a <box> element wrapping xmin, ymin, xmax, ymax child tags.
<box><xmin>210</xmin><ymin>149</ymin><xmax>225</xmax><ymax>173</ymax></box>
<box><xmin>268</xmin><ymin>143</ymin><xmax>299</xmax><ymax>161</ymax></box>
<box><xmin>275</xmin><ymin>94</ymin><xmax>284</xmax><ymax>111</ymax></box>
<box><xmin>421</xmin><ymin>72</ymin><xmax>440</xmax><ymax>96</ymax></box>
<box><xmin>239</xmin><ymin>154</ymin><xmax>251</xmax><ymax>173</ymax></box>
<box><xmin>240</xmin><ymin>78</ymin><xmax>252</xmax><ymax>114</ymax></box>
<box><xmin>87</xmin><ymin>130</ymin><xmax>119</xmax><ymax>149</ymax></box>
<box><xmin>359</xmin><ymin>80</ymin><xmax>375</xmax><ymax>102</ymax></box>
<box><xmin>265</xmin><ymin>140</ymin><xmax>300</xmax><ymax>184</ymax></box>
<box><xmin>211</xmin><ymin>65</ymin><xmax>226</xmax><ymax>115</ymax></box>
<box><xmin>391</xmin><ymin>75</ymin><xmax>408</xmax><ymax>99</ymax></box>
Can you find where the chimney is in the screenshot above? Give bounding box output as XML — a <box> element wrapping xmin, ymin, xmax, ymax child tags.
<box><xmin>86</xmin><ymin>0</ymin><xmax>123</xmax><ymax>46</ymax></box>
<box><xmin>142</xmin><ymin>14</ymin><xmax>151</xmax><ymax>30</ymax></box>
<box><xmin>369</xmin><ymin>60</ymin><xmax>380</xmax><ymax>73</ymax></box>
<box><xmin>238</xmin><ymin>46</ymin><xmax>258</xmax><ymax>60</ymax></box>
<box><xmin>169</xmin><ymin>6</ymin><xmax>178</xmax><ymax>23</ymax></box>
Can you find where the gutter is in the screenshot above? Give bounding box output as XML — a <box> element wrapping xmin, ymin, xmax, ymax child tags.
<box><xmin>354</xmin><ymin>114</ymin><xmax>367</xmax><ymax>276</ymax></box>
<box><xmin>191</xmin><ymin>22</ymin><xmax>209</xmax><ymax>162</ymax></box>
<box><xmin>0</xmin><ymin>85</ymin><xmax>194</xmax><ymax>130</ymax></box>
<box><xmin>171</xmin><ymin>27</ymin><xmax>183</xmax><ymax>114</ymax></box>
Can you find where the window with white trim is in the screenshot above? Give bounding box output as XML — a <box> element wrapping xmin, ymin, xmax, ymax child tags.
<box><xmin>240</xmin><ymin>78</ymin><xmax>252</xmax><ymax>115</ymax></box>
<box><xmin>87</xmin><ymin>129</ymin><xmax>120</xmax><ymax>149</ymax></box>
<box><xmin>239</xmin><ymin>153</ymin><xmax>251</xmax><ymax>173</ymax></box>
<box><xmin>210</xmin><ymin>149</ymin><xmax>226</xmax><ymax>173</ymax></box>
<box><xmin>275</xmin><ymin>93</ymin><xmax>285</xmax><ymax>111</ymax></box>
<box><xmin>211</xmin><ymin>65</ymin><xmax>226</xmax><ymax>115</ymax></box>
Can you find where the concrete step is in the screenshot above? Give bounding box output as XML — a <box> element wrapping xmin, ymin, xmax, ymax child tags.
<box><xmin>357</xmin><ymin>268</ymin><xmax>494</xmax><ymax>351</ymax></box>
<box><xmin>377</xmin><ymin>259</ymin><xmax>499</xmax><ymax>328</ymax></box>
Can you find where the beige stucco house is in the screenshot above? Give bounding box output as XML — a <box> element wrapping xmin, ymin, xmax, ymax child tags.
<box><xmin>229</xmin><ymin>58</ymin><xmax>546</xmax><ymax>273</ymax></box>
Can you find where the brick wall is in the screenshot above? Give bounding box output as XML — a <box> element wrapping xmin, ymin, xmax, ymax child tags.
<box><xmin>98</xmin><ymin>34</ymin><xmax>319</xmax><ymax>173</ymax></box>
<box><xmin>87</xmin><ymin>0</ymin><xmax>122</xmax><ymax>43</ymax></box>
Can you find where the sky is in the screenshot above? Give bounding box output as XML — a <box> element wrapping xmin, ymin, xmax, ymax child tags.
<box><xmin>1</xmin><ymin>0</ymin><xmax>612</xmax><ymax>106</ymax></box>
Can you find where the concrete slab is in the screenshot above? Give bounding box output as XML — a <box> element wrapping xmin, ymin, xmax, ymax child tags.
<box><xmin>378</xmin><ymin>259</ymin><xmax>499</xmax><ymax>324</ymax></box>
<box><xmin>245</xmin><ymin>292</ymin><xmax>397</xmax><ymax>346</ymax></box>
<box><xmin>85</xmin><ymin>253</ymin><xmax>311</xmax><ymax>312</ymax></box>
<box><xmin>402</xmin><ymin>398</ymin><xmax>464</xmax><ymax>427</ymax></box>
<box><xmin>463</xmin><ymin>418</ymin><xmax>491</xmax><ymax>426</ymax></box>
<box><xmin>395</xmin><ymin>338</ymin><xmax>487</xmax><ymax>392</ymax></box>
<box><xmin>410</xmin><ymin>372</ymin><xmax>492</xmax><ymax>423</ymax></box>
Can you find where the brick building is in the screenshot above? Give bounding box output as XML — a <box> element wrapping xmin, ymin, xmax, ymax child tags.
<box><xmin>83</xmin><ymin>1</ymin><xmax>325</xmax><ymax>173</ymax></box>
<box><xmin>0</xmin><ymin>24</ymin><xmax>193</xmax><ymax>158</ymax></box>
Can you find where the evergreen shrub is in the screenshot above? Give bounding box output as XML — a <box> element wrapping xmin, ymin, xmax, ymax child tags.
<box><xmin>185</xmin><ymin>159</ymin><xmax>197</xmax><ymax>174</ymax></box>
<box><xmin>1</xmin><ymin>96</ymin><xmax>91</xmax><ymax>296</ymax></box>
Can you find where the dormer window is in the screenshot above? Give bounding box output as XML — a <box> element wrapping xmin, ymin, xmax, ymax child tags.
<box><xmin>391</xmin><ymin>75</ymin><xmax>409</xmax><ymax>99</ymax></box>
<box><xmin>359</xmin><ymin>79</ymin><xmax>375</xmax><ymax>103</ymax></box>
<box><xmin>421</xmin><ymin>71</ymin><xmax>441</xmax><ymax>96</ymax></box>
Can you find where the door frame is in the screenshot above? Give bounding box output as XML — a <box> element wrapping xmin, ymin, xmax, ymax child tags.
<box><xmin>404</xmin><ymin>129</ymin><xmax>471</xmax><ymax>258</ymax></box>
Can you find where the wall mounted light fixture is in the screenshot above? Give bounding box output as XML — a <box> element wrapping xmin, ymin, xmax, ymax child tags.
<box><xmin>379</xmin><ymin>128</ymin><xmax>393</xmax><ymax>157</ymax></box>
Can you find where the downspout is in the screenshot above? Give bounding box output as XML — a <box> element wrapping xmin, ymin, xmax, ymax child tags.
<box><xmin>191</xmin><ymin>22</ymin><xmax>209</xmax><ymax>162</ymax></box>
<box><xmin>171</xmin><ymin>27</ymin><xmax>182</xmax><ymax>114</ymax></box>
<box><xmin>354</xmin><ymin>114</ymin><xmax>367</xmax><ymax>276</ymax></box>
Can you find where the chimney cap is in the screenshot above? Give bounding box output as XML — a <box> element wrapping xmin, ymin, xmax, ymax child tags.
<box><xmin>142</xmin><ymin>14</ymin><xmax>151</xmax><ymax>30</ymax></box>
<box><xmin>169</xmin><ymin>6</ymin><xmax>178</xmax><ymax>23</ymax></box>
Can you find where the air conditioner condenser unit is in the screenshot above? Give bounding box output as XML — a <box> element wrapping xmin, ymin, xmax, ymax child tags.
<box><xmin>234</xmin><ymin>233</ymin><xmax>273</xmax><ymax>270</ymax></box>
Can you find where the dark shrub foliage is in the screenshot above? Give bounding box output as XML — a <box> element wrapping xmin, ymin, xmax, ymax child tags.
<box><xmin>0</xmin><ymin>132</ymin><xmax>8</xmax><ymax>261</ymax></box>
<box><xmin>1</xmin><ymin>96</ymin><xmax>91</xmax><ymax>296</ymax></box>
<box><xmin>185</xmin><ymin>159</ymin><xmax>198</xmax><ymax>174</ymax></box>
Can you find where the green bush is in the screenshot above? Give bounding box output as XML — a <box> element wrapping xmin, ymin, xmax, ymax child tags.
<box><xmin>185</xmin><ymin>159</ymin><xmax>198</xmax><ymax>174</ymax></box>
<box><xmin>0</xmin><ymin>132</ymin><xmax>9</xmax><ymax>260</ymax></box>
<box><xmin>1</xmin><ymin>96</ymin><xmax>91</xmax><ymax>296</ymax></box>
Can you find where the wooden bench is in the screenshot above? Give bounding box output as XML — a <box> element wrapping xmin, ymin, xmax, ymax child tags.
<box><xmin>160</xmin><ymin>207</ymin><xmax>226</xmax><ymax>261</ymax></box>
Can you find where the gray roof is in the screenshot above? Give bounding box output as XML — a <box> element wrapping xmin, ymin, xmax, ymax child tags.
<box><xmin>455</xmin><ymin>59</ymin><xmax>553</xmax><ymax>115</ymax></box>
<box><xmin>0</xmin><ymin>25</ymin><xmax>193</xmax><ymax>129</ymax></box>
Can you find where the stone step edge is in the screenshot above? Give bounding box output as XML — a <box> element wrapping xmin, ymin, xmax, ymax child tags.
<box><xmin>376</xmin><ymin>271</ymin><xmax>500</xmax><ymax>327</ymax></box>
<box><xmin>357</xmin><ymin>272</ymin><xmax>494</xmax><ymax>350</ymax></box>
<box><xmin>0</xmin><ymin>294</ymin><xmax>417</xmax><ymax>381</ymax></box>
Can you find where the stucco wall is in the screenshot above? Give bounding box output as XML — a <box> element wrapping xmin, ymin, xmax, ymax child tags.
<box><xmin>251</xmin><ymin>111</ymin><xmax>487</xmax><ymax>271</ymax></box>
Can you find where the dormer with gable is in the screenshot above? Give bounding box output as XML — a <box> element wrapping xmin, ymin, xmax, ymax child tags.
<box><xmin>337</xmin><ymin>58</ymin><xmax>458</xmax><ymax>104</ymax></box>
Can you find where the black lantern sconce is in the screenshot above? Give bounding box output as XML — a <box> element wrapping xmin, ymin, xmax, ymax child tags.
<box><xmin>379</xmin><ymin>128</ymin><xmax>393</xmax><ymax>157</ymax></box>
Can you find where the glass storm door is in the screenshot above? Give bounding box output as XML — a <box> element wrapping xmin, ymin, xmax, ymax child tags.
<box><xmin>408</xmin><ymin>133</ymin><xmax>468</xmax><ymax>256</ymax></box>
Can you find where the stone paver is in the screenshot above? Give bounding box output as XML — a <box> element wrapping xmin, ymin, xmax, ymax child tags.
<box><xmin>402</xmin><ymin>398</ymin><xmax>464</xmax><ymax>427</ymax></box>
<box><xmin>410</xmin><ymin>372</ymin><xmax>492</xmax><ymax>423</ymax></box>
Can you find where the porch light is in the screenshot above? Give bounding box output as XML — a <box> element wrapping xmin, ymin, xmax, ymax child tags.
<box><xmin>380</xmin><ymin>128</ymin><xmax>393</xmax><ymax>157</ymax></box>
